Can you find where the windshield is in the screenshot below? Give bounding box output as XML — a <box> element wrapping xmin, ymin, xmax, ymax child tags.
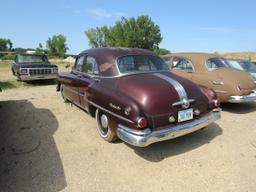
<box><xmin>227</xmin><ymin>60</ymin><xmax>244</xmax><ymax>71</ymax></box>
<box><xmin>17</xmin><ymin>55</ymin><xmax>48</xmax><ymax>63</ymax></box>
<box><xmin>206</xmin><ymin>58</ymin><xmax>231</xmax><ymax>70</ymax></box>
<box><xmin>239</xmin><ymin>60</ymin><xmax>256</xmax><ymax>73</ymax></box>
<box><xmin>117</xmin><ymin>55</ymin><xmax>169</xmax><ymax>74</ymax></box>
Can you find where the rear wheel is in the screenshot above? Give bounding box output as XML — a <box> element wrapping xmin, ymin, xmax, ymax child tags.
<box><xmin>95</xmin><ymin>108</ymin><xmax>117</xmax><ymax>142</ymax></box>
<box><xmin>60</xmin><ymin>84</ymin><xmax>69</xmax><ymax>103</ymax></box>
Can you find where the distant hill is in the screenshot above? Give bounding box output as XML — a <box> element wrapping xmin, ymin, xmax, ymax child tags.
<box><xmin>220</xmin><ymin>52</ymin><xmax>256</xmax><ymax>61</ymax></box>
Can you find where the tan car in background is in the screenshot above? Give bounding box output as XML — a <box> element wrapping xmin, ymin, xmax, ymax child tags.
<box><xmin>162</xmin><ymin>53</ymin><xmax>256</xmax><ymax>103</ymax></box>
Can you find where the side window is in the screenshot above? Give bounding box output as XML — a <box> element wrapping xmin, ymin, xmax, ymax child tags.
<box><xmin>170</xmin><ymin>57</ymin><xmax>194</xmax><ymax>72</ymax></box>
<box><xmin>75</xmin><ymin>56</ymin><xmax>85</xmax><ymax>72</ymax></box>
<box><xmin>206</xmin><ymin>58</ymin><xmax>230</xmax><ymax>70</ymax></box>
<box><xmin>82</xmin><ymin>56</ymin><xmax>99</xmax><ymax>75</ymax></box>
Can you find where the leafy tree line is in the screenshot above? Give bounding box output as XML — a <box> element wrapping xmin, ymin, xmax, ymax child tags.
<box><xmin>1</xmin><ymin>14</ymin><xmax>171</xmax><ymax>60</ymax></box>
<box><xmin>0</xmin><ymin>34</ymin><xmax>68</xmax><ymax>58</ymax></box>
<box><xmin>85</xmin><ymin>15</ymin><xmax>170</xmax><ymax>54</ymax></box>
<box><xmin>0</xmin><ymin>38</ymin><xmax>13</xmax><ymax>52</ymax></box>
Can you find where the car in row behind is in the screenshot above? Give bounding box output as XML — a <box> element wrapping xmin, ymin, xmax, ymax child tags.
<box><xmin>227</xmin><ymin>59</ymin><xmax>256</xmax><ymax>78</ymax></box>
<box><xmin>162</xmin><ymin>53</ymin><xmax>256</xmax><ymax>103</ymax></box>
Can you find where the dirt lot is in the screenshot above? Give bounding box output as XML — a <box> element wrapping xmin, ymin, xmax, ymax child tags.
<box><xmin>0</xmin><ymin>70</ymin><xmax>256</xmax><ymax>191</ymax></box>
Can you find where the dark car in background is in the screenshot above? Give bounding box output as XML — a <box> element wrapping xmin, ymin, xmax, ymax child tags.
<box><xmin>57</xmin><ymin>48</ymin><xmax>221</xmax><ymax>147</ymax></box>
<box><xmin>11</xmin><ymin>54</ymin><xmax>58</xmax><ymax>81</ymax></box>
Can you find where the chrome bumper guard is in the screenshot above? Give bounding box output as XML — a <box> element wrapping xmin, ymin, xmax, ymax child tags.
<box><xmin>117</xmin><ymin>109</ymin><xmax>221</xmax><ymax>147</ymax></box>
<box><xmin>20</xmin><ymin>74</ymin><xmax>57</xmax><ymax>81</ymax></box>
<box><xmin>228</xmin><ymin>90</ymin><xmax>256</xmax><ymax>103</ymax></box>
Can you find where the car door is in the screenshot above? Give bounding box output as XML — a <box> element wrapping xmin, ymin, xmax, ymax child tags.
<box><xmin>167</xmin><ymin>57</ymin><xmax>194</xmax><ymax>80</ymax></box>
<box><xmin>64</xmin><ymin>55</ymin><xmax>85</xmax><ymax>105</ymax></box>
<box><xmin>76</xmin><ymin>55</ymin><xmax>99</xmax><ymax>111</ymax></box>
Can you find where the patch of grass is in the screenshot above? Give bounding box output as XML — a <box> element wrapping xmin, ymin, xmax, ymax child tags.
<box><xmin>0</xmin><ymin>80</ymin><xmax>32</xmax><ymax>90</ymax></box>
<box><xmin>0</xmin><ymin>63</ymin><xmax>11</xmax><ymax>70</ymax></box>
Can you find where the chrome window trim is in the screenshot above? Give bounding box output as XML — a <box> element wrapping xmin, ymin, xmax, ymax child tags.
<box><xmin>74</xmin><ymin>53</ymin><xmax>171</xmax><ymax>78</ymax></box>
<box><xmin>115</xmin><ymin>54</ymin><xmax>170</xmax><ymax>76</ymax></box>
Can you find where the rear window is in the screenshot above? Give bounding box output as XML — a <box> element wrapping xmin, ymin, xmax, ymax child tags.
<box><xmin>117</xmin><ymin>55</ymin><xmax>169</xmax><ymax>74</ymax></box>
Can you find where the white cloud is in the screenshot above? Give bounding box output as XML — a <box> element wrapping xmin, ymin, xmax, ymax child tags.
<box><xmin>88</xmin><ymin>8</ymin><xmax>125</xmax><ymax>19</ymax></box>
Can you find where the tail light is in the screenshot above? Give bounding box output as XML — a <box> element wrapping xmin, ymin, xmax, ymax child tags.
<box><xmin>213</xmin><ymin>99</ymin><xmax>220</xmax><ymax>108</ymax></box>
<box><xmin>137</xmin><ymin>117</ymin><xmax>147</xmax><ymax>128</ymax></box>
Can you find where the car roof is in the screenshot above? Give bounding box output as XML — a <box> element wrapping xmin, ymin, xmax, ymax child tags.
<box><xmin>80</xmin><ymin>47</ymin><xmax>155</xmax><ymax>58</ymax></box>
<box><xmin>78</xmin><ymin>47</ymin><xmax>156</xmax><ymax>76</ymax></box>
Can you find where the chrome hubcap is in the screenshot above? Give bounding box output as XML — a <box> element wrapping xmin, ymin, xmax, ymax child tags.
<box><xmin>100</xmin><ymin>114</ymin><xmax>108</xmax><ymax>129</ymax></box>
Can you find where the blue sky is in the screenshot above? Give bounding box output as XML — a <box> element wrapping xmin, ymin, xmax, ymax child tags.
<box><xmin>1</xmin><ymin>0</ymin><xmax>256</xmax><ymax>54</ymax></box>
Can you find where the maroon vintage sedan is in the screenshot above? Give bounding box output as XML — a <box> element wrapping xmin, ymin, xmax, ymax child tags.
<box><xmin>57</xmin><ymin>48</ymin><xmax>221</xmax><ymax>147</ymax></box>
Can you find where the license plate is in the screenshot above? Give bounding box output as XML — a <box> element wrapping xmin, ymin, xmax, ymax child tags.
<box><xmin>178</xmin><ymin>108</ymin><xmax>193</xmax><ymax>122</ymax></box>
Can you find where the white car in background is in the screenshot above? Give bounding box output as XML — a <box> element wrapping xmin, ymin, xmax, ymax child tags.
<box><xmin>227</xmin><ymin>59</ymin><xmax>256</xmax><ymax>78</ymax></box>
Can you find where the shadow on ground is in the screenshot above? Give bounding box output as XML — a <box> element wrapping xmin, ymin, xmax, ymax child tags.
<box><xmin>129</xmin><ymin>123</ymin><xmax>222</xmax><ymax>162</ymax></box>
<box><xmin>221</xmin><ymin>102</ymin><xmax>256</xmax><ymax>114</ymax></box>
<box><xmin>0</xmin><ymin>100</ymin><xmax>66</xmax><ymax>192</ymax></box>
<box><xmin>26</xmin><ymin>79</ymin><xmax>57</xmax><ymax>86</ymax></box>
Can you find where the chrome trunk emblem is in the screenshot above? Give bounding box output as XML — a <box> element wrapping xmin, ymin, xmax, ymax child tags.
<box><xmin>172</xmin><ymin>99</ymin><xmax>195</xmax><ymax>109</ymax></box>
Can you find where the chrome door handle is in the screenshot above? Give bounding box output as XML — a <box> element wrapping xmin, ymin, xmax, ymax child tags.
<box><xmin>93</xmin><ymin>78</ymin><xmax>101</xmax><ymax>83</ymax></box>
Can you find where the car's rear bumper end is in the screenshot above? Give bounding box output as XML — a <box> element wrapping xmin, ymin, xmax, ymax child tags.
<box><xmin>20</xmin><ymin>74</ymin><xmax>57</xmax><ymax>81</ymax></box>
<box><xmin>117</xmin><ymin>109</ymin><xmax>221</xmax><ymax>147</ymax></box>
<box><xmin>228</xmin><ymin>90</ymin><xmax>256</xmax><ymax>103</ymax></box>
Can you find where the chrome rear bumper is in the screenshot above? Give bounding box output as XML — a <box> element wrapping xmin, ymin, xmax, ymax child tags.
<box><xmin>117</xmin><ymin>109</ymin><xmax>221</xmax><ymax>147</ymax></box>
<box><xmin>228</xmin><ymin>90</ymin><xmax>256</xmax><ymax>103</ymax></box>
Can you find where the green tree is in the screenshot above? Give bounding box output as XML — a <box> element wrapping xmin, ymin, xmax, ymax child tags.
<box><xmin>46</xmin><ymin>34</ymin><xmax>68</xmax><ymax>57</ymax></box>
<box><xmin>85</xmin><ymin>15</ymin><xmax>162</xmax><ymax>51</ymax></box>
<box><xmin>85</xmin><ymin>26</ymin><xmax>113</xmax><ymax>48</ymax></box>
<box><xmin>0</xmin><ymin>38</ymin><xmax>12</xmax><ymax>51</ymax></box>
<box><xmin>35</xmin><ymin>43</ymin><xmax>45</xmax><ymax>54</ymax></box>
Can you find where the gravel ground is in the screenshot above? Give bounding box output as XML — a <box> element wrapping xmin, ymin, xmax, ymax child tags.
<box><xmin>0</xmin><ymin>85</ymin><xmax>256</xmax><ymax>192</ymax></box>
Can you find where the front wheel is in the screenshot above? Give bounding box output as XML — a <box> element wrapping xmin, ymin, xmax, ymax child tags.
<box><xmin>95</xmin><ymin>109</ymin><xmax>117</xmax><ymax>142</ymax></box>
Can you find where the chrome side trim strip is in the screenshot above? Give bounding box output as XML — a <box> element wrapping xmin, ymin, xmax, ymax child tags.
<box><xmin>214</xmin><ymin>90</ymin><xmax>227</xmax><ymax>94</ymax></box>
<box><xmin>153</xmin><ymin>73</ymin><xmax>188</xmax><ymax>100</ymax></box>
<box><xmin>88</xmin><ymin>101</ymin><xmax>134</xmax><ymax>124</ymax></box>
